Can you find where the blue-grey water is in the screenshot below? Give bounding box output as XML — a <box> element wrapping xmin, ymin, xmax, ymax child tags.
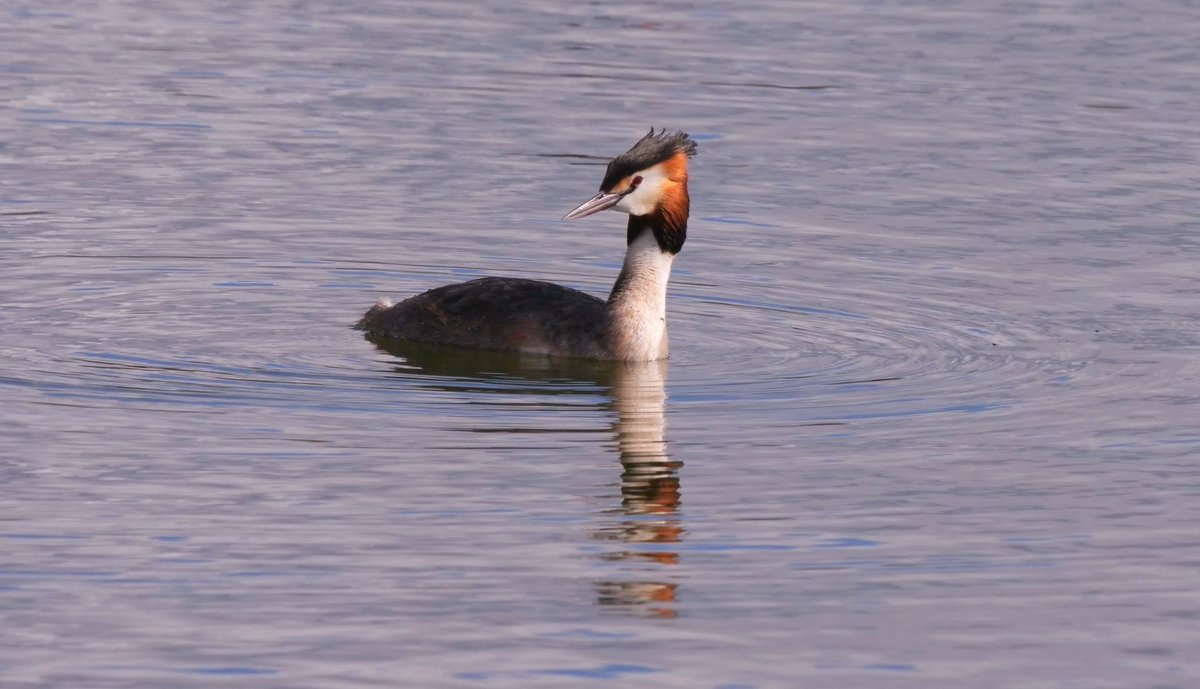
<box><xmin>2</xmin><ymin>1</ymin><xmax>1198</xmax><ymax>687</ymax></box>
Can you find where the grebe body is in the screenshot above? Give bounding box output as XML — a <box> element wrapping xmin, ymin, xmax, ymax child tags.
<box><xmin>358</xmin><ymin>129</ymin><xmax>696</xmax><ymax>361</ymax></box>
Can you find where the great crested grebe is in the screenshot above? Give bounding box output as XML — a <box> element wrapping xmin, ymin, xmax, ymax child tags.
<box><xmin>357</xmin><ymin>129</ymin><xmax>697</xmax><ymax>361</ymax></box>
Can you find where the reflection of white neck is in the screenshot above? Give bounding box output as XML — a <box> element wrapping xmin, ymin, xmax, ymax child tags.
<box><xmin>607</xmin><ymin>232</ymin><xmax>675</xmax><ymax>361</ymax></box>
<box><xmin>613</xmin><ymin>360</ymin><xmax>669</xmax><ymax>463</ymax></box>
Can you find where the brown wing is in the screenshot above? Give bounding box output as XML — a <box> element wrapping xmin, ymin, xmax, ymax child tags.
<box><xmin>357</xmin><ymin>277</ymin><xmax>611</xmax><ymax>357</ymax></box>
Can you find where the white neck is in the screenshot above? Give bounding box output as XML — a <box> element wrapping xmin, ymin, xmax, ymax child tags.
<box><xmin>606</xmin><ymin>231</ymin><xmax>675</xmax><ymax>361</ymax></box>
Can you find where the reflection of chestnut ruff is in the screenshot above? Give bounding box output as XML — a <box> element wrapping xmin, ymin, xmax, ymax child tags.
<box><xmin>597</xmin><ymin>581</ymin><xmax>679</xmax><ymax>618</ymax></box>
<box><xmin>594</xmin><ymin>360</ymin><xmax>683</xmax><ymax>617</ymax></box>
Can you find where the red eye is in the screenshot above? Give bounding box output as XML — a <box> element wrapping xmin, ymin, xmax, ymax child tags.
<box><xmin>631</xmin><ymin>175</ymin><xmax>643</xmax><ymax>188</ymax></box>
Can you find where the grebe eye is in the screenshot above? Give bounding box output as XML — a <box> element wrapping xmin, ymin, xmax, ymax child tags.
<box><xmin>631</xmin><ymin>175</ymin><xmax>643</xmax><ymax>188</ymax></box>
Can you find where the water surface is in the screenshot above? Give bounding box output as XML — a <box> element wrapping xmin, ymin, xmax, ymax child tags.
<box><xmin>2</xmin><ymin>1</ymin><xmax>1199</xmax><ymax>687</ymax></box>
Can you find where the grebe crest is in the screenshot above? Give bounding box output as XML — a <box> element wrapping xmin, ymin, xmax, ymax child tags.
<box><xmin>358</xmin><ymin>128</ymin><xmax>698</xmax><ymax>361</ymax></box>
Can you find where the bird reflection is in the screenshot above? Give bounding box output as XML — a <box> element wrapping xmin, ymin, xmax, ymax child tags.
<box><xmin>366</xmin><ymin>337</ymin><xmax>682</xmax><ymax>618</ymax></box>
<box><xmin>594</xmin><ymin>360</ymin><xmax>682</xmax><ymax>618</ymax></box>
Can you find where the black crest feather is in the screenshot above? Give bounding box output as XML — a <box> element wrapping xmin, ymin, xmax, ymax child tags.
<box><xmin>601</xmin><ymin>128</ymin><xmax>697</xmax><ymax>191</ymax></box>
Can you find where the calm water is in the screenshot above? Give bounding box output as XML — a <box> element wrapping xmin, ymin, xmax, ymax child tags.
<box><xmin>2</xmin><ymin>1</ymin><xmax>1199</xmax><ymax>687</ymax></box>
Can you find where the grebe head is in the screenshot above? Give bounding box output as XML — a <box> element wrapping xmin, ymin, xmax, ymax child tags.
<box><xmin>562</xmin><ymin>129</ymin><xmax>697</xmax><ymax>221</ymax></box>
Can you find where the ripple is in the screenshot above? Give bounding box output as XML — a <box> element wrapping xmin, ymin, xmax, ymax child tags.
<box><xmin>0</xmin><ymin>246</ymin><xmax>1099</xmax><ymax>448</ymax></box>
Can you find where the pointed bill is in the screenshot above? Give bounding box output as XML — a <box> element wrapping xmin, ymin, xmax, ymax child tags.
<box><xmin>562</xmin><ymin>192</ymin><xmax>623</xmax><ymax>220</ymax></box>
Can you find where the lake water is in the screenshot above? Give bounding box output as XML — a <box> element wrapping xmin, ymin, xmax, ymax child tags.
<box><xmin>2</xmin><ymin>1</ymin><xmax>1198</xmax><ymax>687</ymax></box>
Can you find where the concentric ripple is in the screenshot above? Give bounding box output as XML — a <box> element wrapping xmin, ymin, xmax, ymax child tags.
<box><xmin>0</xmin><ymin>249</ymin><xmax>1101</xmax><ymax>444</ymax></box>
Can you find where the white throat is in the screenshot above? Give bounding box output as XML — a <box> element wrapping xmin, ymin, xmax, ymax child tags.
<box><xmin>607</xmin><ymin>231</ymin><xmax>675</xmax><ymax>361</ymax></box>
